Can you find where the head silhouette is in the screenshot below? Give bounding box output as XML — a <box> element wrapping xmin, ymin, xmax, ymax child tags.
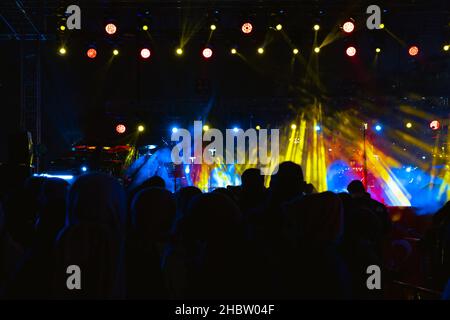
<box><xmin>175</xmin><ymin>186</ymin><xmax>202</xmax><ymax>220</ymax></box>
<box><xmin>66</xmin><ymin>173</ymin><xmax>127</xmax><ymax>239</ymax></box>
<box><xmin>241</xmin><ymin>168</ymin><xmax>264</xmax><ymax>192</ymax></box>
<box><xmin>270</xmin><ymin>161</ymin><xmax>305</xmax><ymax>202</ymax></box>
<box><xmin>140</xmin><ymin>175</ymin><xmax>166</xmax><ymax>189</ymax></box>
<box><xmin>131</xmin><ymin>187</ymin><xmax>176</xmax><ymax>242</ymax></box>
<box><xmin>347</xmin><ymin>180</ymin><xmax>366</xmax><ymax>196</ymax></box>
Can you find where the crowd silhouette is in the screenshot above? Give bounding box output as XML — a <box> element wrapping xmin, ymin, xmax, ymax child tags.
<box><xmin>1</xmin><ymin>158</ymin><xmax>450</xmax><ymax>299</ymax></box>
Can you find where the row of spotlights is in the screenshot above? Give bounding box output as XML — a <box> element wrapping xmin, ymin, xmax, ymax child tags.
<box><xmin>57</xmin><ymin>45</ymin><xmax>439</xmax><ymax>57</ymax></box>
<box><xmin>62</xmin><ymin>22</ymin><xmax>351</xmax><ymax>35</ymax></box>
<box><xmin>121</xmin><ymin>120</ymin><xmax>441</xmax><ymax>135</ymax></box>
<box><xmin>57</xmin><ymin>47</ymin><xmax>300</xmax><ymax>57</ymax></box>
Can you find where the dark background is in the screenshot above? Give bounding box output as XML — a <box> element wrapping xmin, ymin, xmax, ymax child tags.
<box><xmin>0</xmin><ymin>0</ymin><xmax>449</xmax><ymax>166</ymax></box>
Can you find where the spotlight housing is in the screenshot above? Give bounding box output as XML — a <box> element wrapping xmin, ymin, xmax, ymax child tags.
<box><xmin>87</xmin><ymin>48</ymin><xmax>97</xmax><ymax>59</ymax></box>
<box><xmin>140</xmin><ymin>48</ymin><xmax>151</xmax><ymax>59</ymax></box>
<box><xmin>430</xmin><ymin>120</ymin><xmax>440</xmax><ymax>130</ymax></box>
<box><xmin>116</xmin><ymin>124</ymin><xmax>126</xmax><ymax>134</ymax></box>
<box><xmin>241</xmin><ymin>22</ymin><xmax>253</xmax><ymax>34</ymax></box>
<box><xmin>202</xmin><ymin>48</ymin><xmax>213</xmax><ymax>59</ymax></box>
<box><xmin>105</xmin><ymin>23</ymin><xmax>117</xmax><ymax>35</ymax></box>
<box><xmin>346</xmin><ymin>46</ymin><xmax>357</xmax><ymax>57</ymax></box>
<box><xmin>408</xmin><ymin>45</ymin><xmax>419</xmax><ymax>56</ymax></box>
<box><xmin>342</xmin><ymin>21</ymin><xmax>355</xmax><ymax>33</ymax></box>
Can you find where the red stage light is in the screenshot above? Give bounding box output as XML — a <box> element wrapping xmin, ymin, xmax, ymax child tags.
<box><xmin>241</xmin><ymin>22</ymin><xmax>253</xmax><ymax>34</ymax></box>
<box><xmin>430</xmin><ymin>120</ymin><xmax>440</xmax><ymax>130</ymax></box>
<box><xmin>346</xmin><ymin>46</ymin><xmax>357</xmax><ymax>57</ymax></box>
<box><xmin>140</xmin><ymin>48</ymin><xmax>151</xmax><ymax>59</ymax></box>
<box><xmin>116</xmin><ymin>124</ymin><xmax>126</xmax><ymax>134</ymax></box>
<box><xmin>202</xmin><ymin>48</ymin><xmax>213</xmax><ymax>59</ymax></box>
<box><xmin>105</xmin><ymin>23</ymin><xmax>117</xmax><ymax>35</ymax></box>
<box><xmin>87</xmin><ymin>48</ymin><xmax>97</xmax><ymax>59</ymax></box>
<box><xmin>408</xmin><ymin>46</ymin><xmax>419</xmax><ymax>56</ymax></box>
<box><xmin>343</xmin><ymin>21</ymin><xmax>355</xmax><ymax>33</ymax></box>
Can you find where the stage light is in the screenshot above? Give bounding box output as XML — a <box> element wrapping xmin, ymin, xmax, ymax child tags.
<box><xmin>172</xmin><ymin>127</ymin><xmax>178</xmax><ymax>133</ymax></box>
<box><xmin>176</xmin><ymin>48</ymin><xmax>183</xmax><ymax>55</ymax></box>
<box><xmin>210</xmin><ymin>24</ymin><xmax>216</xmax><ymax>31</ymax></box>
<box><xmin>276</xmin><ymin>24</ymin><xmax>283</xmax><ymax>31</ymax></box>
<box><xmin>231</xmin><ymin>48</ymin><xmax>237</xmax><ymax>55</ymax></box>
<box><xmin>113</xmin><ymin>49</ymin><xmax>119</xmax><ymax>56</ymax></box>
<box><xmin>142</xmin><ymin>25</ymin><xmax>149</xmax><ymax>31</ymax></box>
<box><xmin>59</xmin><ymin>25</ymin><xmax>66</xmax><ymax>31</ymax></box>
<box><xmin>256</xmin><ymin>125</ymin><xmax>261</xmax><ymax>130</ymax></box>
<box><xmin>346</xmin><ymin>46</ymin><xmax>357</xmax><ymax>57</ymax></box>
<box><xmin>202</xmin><ymin>48</ymin><xmax>213</xmax><ymax>59</ymax></box>
<box><xmin>87</xmin><ymin>48</ymin><xmax>97</xmax><ymax>59</ymax></box>
<box><xmin>293</xmin><ymin>48</ymin><xmax>299</xmax><ymax>55</ymax></box>
<box><xmin>408</xmin><ymin>46</ymin><xmax>419</xmax><ymax>56</ymax></box>
<box><xmin>376</xmin><ymin>48</ymin><xmax>381</xmax><ymax>53</ymax></box>
<box><xmin>313</xmin><ymin>24</ymin><xmax>320</xmax><ymax>31</ymax></box>
<box><xmin>444</xmin><ymin>45</ymin><xmax>449</xmax><ymax>51</ymax></box>
<box><xmin>379</xmin><ymin>23</ymin><xmax>385</xmax><ymax>29</ymax></box>
<box><xmin>58</xmin><ymin>47</ymin><xmax>67</xmax><ymax>55</ymax></box>
<box><xmin>406</xmin><ymin>166</ymin><xmax>412</xmax><ymax>173</ymax></box>
<box><xmin>137</xmin><ymin>125</ymin><xmax>145</xmax><ymax>132</ymax></box>
<box><xmin>315</xmin><ymin>125</ymin><xmax>321</xmax><ymax>131</ymax></box>
<box><xmin>375</xmin><ymin>124</ymin><xmax>382</xmax><ymax>132</ymax></box>
<box><xmin>241</xmin><ymin>22</ymin><xmax>253</xmax><ymax>34</ymax></box>
<box><xmin>116</xmin><ymin>124</ymin><xmax>126</xmax><ymax>134</ymax></box>
<box><xmin>105</xmin><ymin>23</ymin><xmax>117</xmax><ymax>35</ymax></box>
<box><xmin>257</xmin><ymin>47</ymin><xmax>264</xmax><ymax>54</ymax></box>
<box><xmin>342</xmin><ymin>21</ymin><xmax>355</xmax><ymax>33</ymax></box>
<box><xmin>81</xmin><ymin>166</ymin><xmax>88</xmax><ymax>173</ymax></box>
<box><xmin>185</xmin><ymin>165</ymin><xmax>190</xmax><ymax>174</ymax></box>
<box><xmin>233</xmin><ymin>127</ymin><xmax>239</xmax><ymax>133</ymax></box>
<box><xmin>406</xmin><ymin>122</ymin><xmax>412</xmax><ymax>128</ymax></box>
<box><xmin>314</xmin><ymin>47</ymin><xmax>320</xmax><ymax>53</ymax></box>
<box><xmin>291</xmin><ymin>124</ymin><xmax>297</xmax><ymax>130</ymax></box>
<box><xmin>140</xmin><ymin>48</ymin><xmax>151</xmax><ymax>59</ymax></box>
<box><xmin>430</xmin><ymin>120</ymin><xmax>440</xmax><ymax>130</ymax></box>
<box><xmin>203</xmin><ymin>125</ymin><xmax>210</xmax><ymax>132</ymax></box>
<box><xmin>422</xmin><ymin>156</ymin><xmax>427</xmax><ymax>160</ymax></box>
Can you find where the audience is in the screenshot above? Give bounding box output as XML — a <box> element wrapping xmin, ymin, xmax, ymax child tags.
<box><xmin>0</xmin><ymin>161</ymin><xmax>448</xmax><ymax>300</ymax></box>
<box><xmin>127</xmin><ymin>187</ymin><xmax>175</xmax><ymax>299</ymax></box>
